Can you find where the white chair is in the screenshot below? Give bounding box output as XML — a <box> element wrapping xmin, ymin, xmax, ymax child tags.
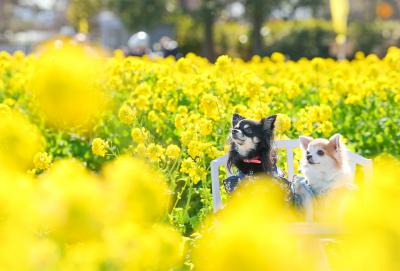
<box><xmin>210</xmin><ymin>139</ymin><xmax>373</xmax><ymax>270</ymax></box>
<box><xmin>210</xmin><ymin>139</ymin><xmax>373</xmax><ymax>215</ymax></box>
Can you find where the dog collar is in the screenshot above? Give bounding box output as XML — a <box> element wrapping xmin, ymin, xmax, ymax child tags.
<box><xmin>243</xmin><ymin>156</ymin><xmax>262</xmax><ymax>164</ymax></box>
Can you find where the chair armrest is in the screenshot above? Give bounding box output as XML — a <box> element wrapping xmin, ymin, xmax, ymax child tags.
<box><xmin>210</xmin><ymin>155</ymin><xmax>228</xmax><ymax>212</ymax></box>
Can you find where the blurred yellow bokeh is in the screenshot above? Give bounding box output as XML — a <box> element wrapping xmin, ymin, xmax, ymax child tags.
<box><xmin>0</xmin><ymin>109</ymin><xmax>44</xmax><ymax>172</ymax></box>
<box><xmin>30</xmin><ymin>43</ymin><xmax>108</xmax><ymax>130</ymax></box>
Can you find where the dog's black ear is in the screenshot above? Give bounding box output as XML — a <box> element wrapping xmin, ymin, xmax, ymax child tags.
<box><xmin>261</xmin><ymin>115</ymin><xmax>277</xmax><ymax>131</ymax></box>
<box><xmin>232</xmin><ymin>113</ymin><xmax>244</xmax><ymax>127</ymax></box>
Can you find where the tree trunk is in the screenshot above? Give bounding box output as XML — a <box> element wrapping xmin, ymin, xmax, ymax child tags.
<box><xmin>251</xmin><ymin>12</ymin><xmax>263</xmax><ymax>55</ymax></box>
<box><xmin>179</xmin><ymin>0</ymin><xmax>188</xmax><ymax>12</ymax></box>
<box><xmin>0</xmin><ymin>0</ymin><xmax>7</xmax><ymax>34</ymax></box>
<box><xmin>250</xmin><ymin>1</ymin><xmax>265</xmax><ymax>56</ymax></box>
<box><xmin>202</xmin><ymin>4</ymin><xmax>215</xmax><ymax>61</ymax></box>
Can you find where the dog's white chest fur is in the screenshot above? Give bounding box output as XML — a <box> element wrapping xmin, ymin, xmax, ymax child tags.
<box><xmin>301</xmin><ymin>162</ymin><xmax>352</xmax><ymax>192</ymax></box>
<box><xmin>235</xmin><ymin>138</ymin><xmax>259</xmax><ymax>157</ymax></box>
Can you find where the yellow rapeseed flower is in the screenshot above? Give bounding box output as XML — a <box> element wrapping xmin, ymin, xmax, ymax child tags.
<box><xmin>0</xmin><ymin>110</ymin><xmax>44</xmax><ymax>172</ymax></box>
<box><xmin>131</xmin><ymin>127</ymin><xmax>149</xmax><ymax>144</ymax></box>
<box><xmin>118</xmin><ymin>104</ymin><xmax>136</xmax><ymax>125</ymax></box>
<box><xmin>30</xmin><ymin>44</ymin><xmax>108</xmax><ymax>130</ymax></box>
<box><xmin>134</xmin><ymin>83</ymin><xmax>151</xmax><ymax>96</ymax></box>
<box><xmin>176</xmin><ymin>57</ymin><xmax>192</xmax><ymax>73</ymax></box>
<box><xmin>215</xmin><ymin>55</ymin><xmax>232</xmax><ymax>72</ymax></box>
<box><xmin>37</xmin><ymin>159</ymin><xmax>105</xmax><ymax>244</ymax></box>
<box><xmin>330</xmin><ymin>156</ymin><xmax>400</xmax><ymax>271</ymax></box>
<box><xmin>103</xmin><ymin>156</ymin><xmax>170</xmax><ymax>224</ymax></box>
<box><xmin>0</xmin><ymin>104</ymin><xmax>11</xmax><ymax>114</ymax></box>
<box><xmin>91</xmin><ymin>138</ymin><xmax>108</xmax><ymax>157</ymax></box>
<box><xmin>33</xmin><ymin>152</ymin><xmax>52</xmax><ymax>171</ymax></box>
<box><xmin>271</xmin><ymin>52</ymin><xmax>285</xmax><ymax>62</ymax></box>
<box><xmin>180</xmin><ymin>157</ymin><xmax>206</xmax><ymax>184</ymax></box>
<box><xmin>198</xmin><ymin>119</ymin><xmax>213</xmax><ymax>136</ymax></box>
<box><xmin>275</xmin><ymin>113</ymin><xmax>291</xmax><ymax>134</ymax></box>
<box><xmin>174</xmin><ymin>114</ymin><xmax>187</xmax><ymax>130</ymax></box>
<box><xmin>133</xmin><ymin>95</ymin><xmax>149</xmax><ymax>111</ymax></box>
<box><xmin>200</xmin><ymin>94</ymin><xmax>220</xmax><ymax>121</ymax></box>
<box><xmin>166</xmin><ymin>144</ymin><xmax>181</xmax><ymax>160</ymax></box>
<box><xmin>193</xmin><ymin>181</ymin><xmax>318</xmax><ymax>271</ymax></box>
<box><xmin>146</xmin><ymin>143</ymin><xmax>165</xmax><ymax>162</ymax></box>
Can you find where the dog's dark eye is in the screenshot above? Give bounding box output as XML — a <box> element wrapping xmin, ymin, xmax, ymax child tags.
<box><xmin>317</xmin><ymin>150</ymin><xmax>324</xmax><ymax>156</ymax></box>
<box><xmin>244</xmin><ymin>127</ymin><xmax>252</xmax><ymax>134</ymax></box>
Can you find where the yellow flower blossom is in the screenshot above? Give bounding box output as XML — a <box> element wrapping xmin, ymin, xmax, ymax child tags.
<box><xmin>200</xmin><ymin>94</ymin><xmax>220</xmax><ymax>121</ymax></box>
<box><xmin>317</xmin><ymin>121</ymin><xmax>334</xmax><ymax>136</ymax></box>
<box><xmin>135</xmin><ymin>83</ymin><xmax>151</xmax><ymax>96</ymax></box>
<box><xmin>175</xmin><ymin>114</ymin><xmax>186</xmax><ymax>130</ymax></box>
<box><xmin>395</xmin><ymin>93</ymin><xmax>400</xmax><ymax>103</ymax></box>
<box><xmin>177</xmin><ymin>106</ymin><xmax>188</xmax><ymax>114</ymax></box>
<box><xmin>215</xmin><ymin>55</ymin><xmax>232</xmax><ymax>72</ymax></box>
<box><xmin>118</xmin><ymin>104</ymin><xmax>135</xmax><ymax>125</ymax></box>
<box><xmin>271</xmin><ymin>52</ymin><xmax>285</xmax><ymax>62</ymax></box>
<box><xmin>153</xmin><ymin>98</ymin><xmax>164</xmax><ymax>110</ymax></box>
<box><xmin>166</xmin><ymin>99</ymin><xmax>177</xmax><ymax>112</ymax></box>
<box><xmin>0</xmin><ymin>110</ymin><xmax>44</xmax><ymax>172</ymax></box>
<box><xmin>275</xmin><ymin>114</ymin><xmax>291</xmax><ymax>134</ymax></box>
<box><xmin>91</xmin><ymin>138</ymin><xmax>108</xmax><ymax>157</ymax></box>
<box><xmin>0</xmin><ymin>103</ymin><xmax>11</xmax><ymax>114</ymax></box>
<box><xmin>133</xmin><ymin>95</ymin><xmax>149</xmax><ymax>111</ymax></box>
<box><xmin>193</xmin><ymin>181</ymin><xmax>318</xmax><ymax>271</ymax></box>
<box><xmin>146</xmin><ymin>143</ymin><xmax>165</xmax><ymax>162</ymax></box>
<box><xmin>33</xmin><ymin>152</ymin><xmax>52</xmax><ymax>171</ymax></box>
<box><xmin>166</xmin><ymin>144</ymin><xmax>181</xmax><ymax>160</ymax></box>
<box><xmin>198</xmin><ymin>119</ymin><xmax>213</xmax><ymax>136</ymax></box>
<box><xmin>3</xmin><ymin>98</ymin><xmax>15</xmax><ymax>107</ymax></box>
<box><xmin>180</xmin><ymin>157</ymin><xmax>205</xmax><ymax>184</ymax></box>
<box><xmin>180</xmin><ymin>129</ymin><xmax>196</xmax><ymax>146</ymax></box>
<box><xmin>148</xmin><ymin>110</ymin><xmax>160</xmax><ymax>123</ymax></box>
<box><xmin>180</xmin><ymin>157</ymin><xmax>195</xmax><ymax>175</ymax></box>
<box><xmin>187</xmin><ymin>140</ymin><xmax>209</xmax><ymax>159</ymax></box>
<box><xmin>30</xmin><ymin>44</ymin><xmax>108</xmax><ymax>130</ymax></box>
<box><xmin>176</xmin><ymin>57</ymin><xmax>192</xmax><ymax>73</ymax></box>
<box><xmin>131</xmin><ymin>127</ymin><xmax>149</xmax><ymax>143</ymax></box>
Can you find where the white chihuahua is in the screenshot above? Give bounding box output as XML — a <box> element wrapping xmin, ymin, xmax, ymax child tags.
<box><xmin>297</xmin><ymin>134</ymin><xmax>354</xmax><ymax>196</ymax></box>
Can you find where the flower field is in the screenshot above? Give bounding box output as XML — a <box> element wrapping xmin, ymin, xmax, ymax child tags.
<box><xmin>0</xmin><ymin>42</ymin><xmax>399</xmax><ymax>270</ymax></box>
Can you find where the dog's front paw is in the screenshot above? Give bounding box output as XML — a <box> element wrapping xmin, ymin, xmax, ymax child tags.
<box><xmin>223</xmin><ymin>175</ymin><xmax>241</xmax><ymax>194</ymax></box>
<box><xmin>291</xmin><ymin>175</ymin><xmax>308</xmax><ymax>196</ymax></box>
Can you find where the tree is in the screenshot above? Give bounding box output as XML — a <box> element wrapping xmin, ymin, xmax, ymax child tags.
<box><xmin>244</xmin><ymin>0</ymin><xmax>281</xmax><ymax>56</ymax></box>
<box><xmin>178</xmin><ymin>0</ymin><xmax>231</xmax><ymax>61</ymax></box>
<box><xmin>67</xmin><ymin>0</ymin><xmax>102</xmax><ymax>30</ymax></box>
<box><xmin>109</xmin><ymin>0</ymin><xmax>167</xmax><ymax>31</ymax></box>
<box><xmin>200</xmin><ymin>0</ymin><xmax>219</xmax><ymax>61</ymax></box>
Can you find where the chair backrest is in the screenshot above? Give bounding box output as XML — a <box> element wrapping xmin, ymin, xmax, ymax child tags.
<box><xmin>210</xmin><ymin>139</ymin><xmax>373</xmax><ymax>213</ymax></box>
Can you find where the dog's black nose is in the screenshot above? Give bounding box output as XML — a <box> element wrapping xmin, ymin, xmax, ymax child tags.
<box><xmin>306</xmin><ymin>154</ymin><xmax>312</xmax><ymax>160</ymax></box>
<box><xmin>232</xmin><ymin>129</ymin><xmax>239</xmax><ymax>134</ymax></box>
